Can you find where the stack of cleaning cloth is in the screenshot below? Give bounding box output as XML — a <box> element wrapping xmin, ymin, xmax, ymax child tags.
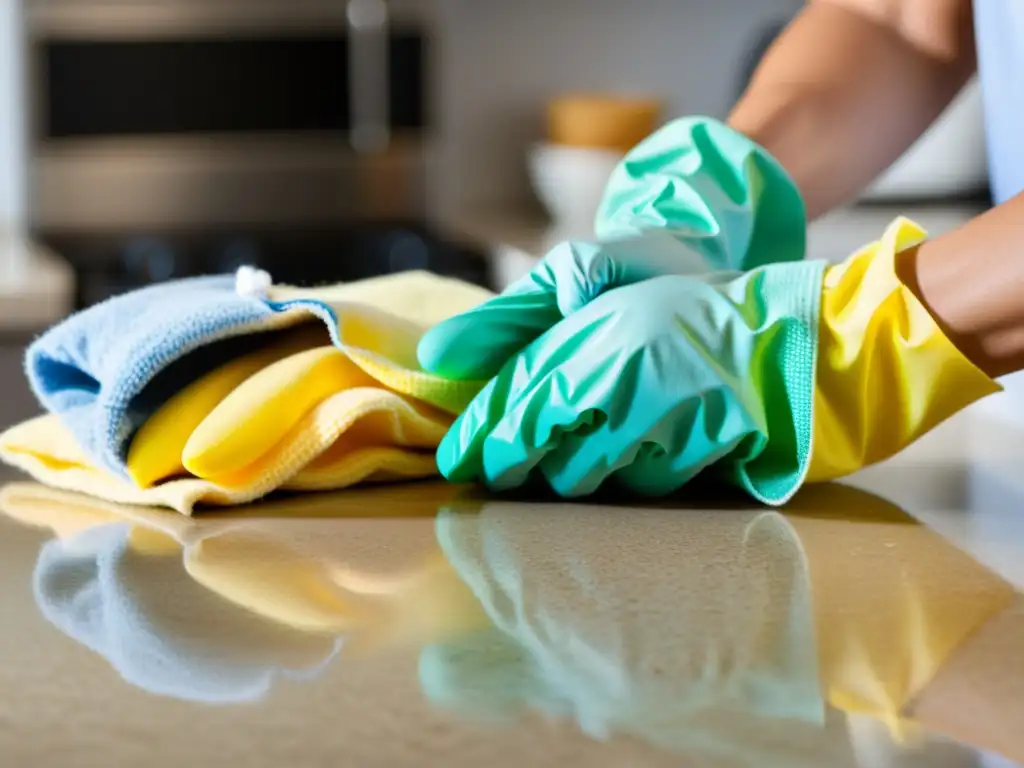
<box><xmin>0</xmin><ymin>269</ymin><xmax>494</xmax><ymax>514</ymax></box>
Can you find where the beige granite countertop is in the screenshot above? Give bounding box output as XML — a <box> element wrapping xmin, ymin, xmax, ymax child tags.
<box><xmin>0</xmin><ymin>409</ymin><xmax>1022</xmax><ymax>766</ymax></box>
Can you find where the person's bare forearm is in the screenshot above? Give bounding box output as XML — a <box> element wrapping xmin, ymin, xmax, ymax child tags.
<box><xmin>727</xmin><ymin>0</ymin><xmax>976</xmax><ymax>220</ymax></box>
<box><xmin>896</xmin><ymin>191</ymin><xmax>1024</xmax><ymax>379</ymax></box>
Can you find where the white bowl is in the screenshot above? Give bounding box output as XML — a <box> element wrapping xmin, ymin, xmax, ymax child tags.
<box><xmin>527</xmin><ymin>143</ymin><xmax>624</xmax><ymax>232</ymax></box>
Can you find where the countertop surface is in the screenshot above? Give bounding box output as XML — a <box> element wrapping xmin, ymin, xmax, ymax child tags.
<box><xmin>0</xmin><ymin>405</ymin><xmax>1022</xmax><ymax>767</ymax></box>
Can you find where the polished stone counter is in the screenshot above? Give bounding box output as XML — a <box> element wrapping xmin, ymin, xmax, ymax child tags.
<box><xmin>0</xmin><ymin>408</ymin><xmax>1021</xmax><ymax>768</ymax></box>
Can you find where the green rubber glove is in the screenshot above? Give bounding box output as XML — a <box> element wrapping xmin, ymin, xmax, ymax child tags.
<box><xmin>418</xmin><ymin>116</ymin><xmax>805</xmax><ymax>381</ymax></box>
<box><xmin>434</xmin><ymin>259</ymin><xmax>826</xmax><ymax>503</ymax></box>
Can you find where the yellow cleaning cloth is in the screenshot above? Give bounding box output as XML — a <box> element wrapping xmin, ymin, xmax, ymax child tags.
<box><xmin>0</xmin><ymin>481</ymin><xmax>484</xmax><ymax>644</ymax></box>
<box><xmin>787</xmin><ymin>485</ymin><xmax>1017</xmax><ymax>740</ymax></box>
<box><xmin>125</xmin><ymin>324</ymin><xmax>329</xmax><ymax>487</ymax></box>
<box><xmin>808</xmin><ymin>218</ymin><xmax>1001</xmax><ymax>481</ymax></box>
<box><xmin>0</xmin><ymin>272</ymin><xmax>495</xmax><ymax>515</ymax></box>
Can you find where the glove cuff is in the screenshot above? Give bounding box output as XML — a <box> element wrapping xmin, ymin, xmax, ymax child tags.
<box><xmin>807</xmin><ymin>217</ymin><xmax>1001</xmax><ymax>482</ymax></box>
<box><xmin>727</xmin><ymin>258</ymin><xmax>827</xmax><ymax>505</ymax></box>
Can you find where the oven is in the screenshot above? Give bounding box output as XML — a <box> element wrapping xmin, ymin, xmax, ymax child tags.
<box><xmin>24</xmin><ymin>0</ymin><xmax>490</xmax><ymax>306</ymax></box>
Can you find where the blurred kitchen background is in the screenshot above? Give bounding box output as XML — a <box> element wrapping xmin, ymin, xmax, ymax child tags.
<box><xmin>0</xmin><ymin>0</ymin><xmax>992</xmax><ymax>428</ymax></box>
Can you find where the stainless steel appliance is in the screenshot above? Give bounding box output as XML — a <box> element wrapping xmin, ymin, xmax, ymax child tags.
<box><xmin>24</xmin><ymin>0</ymin><xmax>490</xmax><ymax>306</ymax></box>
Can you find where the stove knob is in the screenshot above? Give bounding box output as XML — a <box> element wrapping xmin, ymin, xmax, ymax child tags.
<box><xmin>384</xmin><ymin>230</ymin><xmax>430</xmax><ymax>272</ymax></box>
<box><xmin>122</xmin><ymin>237</ymin><xmax>176</xmax><ymax>283</ymax></box>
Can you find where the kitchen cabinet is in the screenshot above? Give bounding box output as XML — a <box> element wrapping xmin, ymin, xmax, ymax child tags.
<box><xmin>0</xmin><ymin>334</ymin><xmax>40</xmax><ymax>482</ymax></box>
<box><xmin>0</xmin><ymin>335</ymin><xmax>40</xmax><ymax>426</ymax></box>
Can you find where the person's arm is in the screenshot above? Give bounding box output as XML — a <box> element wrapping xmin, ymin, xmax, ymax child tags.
<box><xmin>897</xmin><ymin>192</ymin><xmax>1024</xmax><ymax>378</ymax></box>
<box><xmin>728</xmin><ymin>0</ymin><xmax>976</xmax><ymax>220</ymax></box>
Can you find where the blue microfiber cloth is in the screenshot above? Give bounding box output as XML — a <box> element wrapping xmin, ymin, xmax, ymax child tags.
<box><xmin>26</xmin><ymin>275</ymin><xmax>282</xmax><ymax>477</ymax></box>
<box><xmin>33</xmin><ymin>523</ymin><xmax>341</xmax><ymax>704</ymax></box>
<box><xmin>24</xmin><ymin>270</ymin><xmax>489</xmax><ymax>481</ymax></box>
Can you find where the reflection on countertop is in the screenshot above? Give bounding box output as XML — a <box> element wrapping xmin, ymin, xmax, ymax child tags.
<box><xmin>0</xmin><ymin>409</ymin><xmax>1022</xmax><ymax>766</ymax></box>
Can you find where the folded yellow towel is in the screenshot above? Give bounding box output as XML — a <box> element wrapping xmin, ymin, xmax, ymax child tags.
<box><xmin>0</xmin><ymin>481</ymin><xmax>487</xmax><ymax>644</ymax></box>
<box><xmin>1</xmin><ymin>272</ymin><xmax>495</xmax><ymax>514</ymax></box>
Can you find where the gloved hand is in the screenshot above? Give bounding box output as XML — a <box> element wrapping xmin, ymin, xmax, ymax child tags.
<box><xmin>429</xmin><ymin>218</ymin><xmax>1000</xmax><ymax>501</ymax></box>
<box><xmin>419</xmin><ymin>116</ymin><xmax>805</xmax><ymax>380</ymax></box>
<box><xmin>436</xmin><ymin>259</ymin><xmax>826</xmax><ymax>503</ymax></box>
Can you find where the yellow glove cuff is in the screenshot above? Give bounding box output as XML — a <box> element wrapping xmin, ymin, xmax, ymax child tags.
<box><xmin>807</xmin><ymin>217</ymin><xmax>1001</xmax><ymax>483</ymax></box>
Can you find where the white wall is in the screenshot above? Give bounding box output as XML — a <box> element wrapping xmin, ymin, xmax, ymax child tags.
<box><xmin>434</xmin><ymin>0</ymin><xmax>798</xmax><ymax>219</ymax></box>
<box><xmin>0</xmin><ymin>0</ymin><xmax>26</xmax><ymax>232</ymax></box>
